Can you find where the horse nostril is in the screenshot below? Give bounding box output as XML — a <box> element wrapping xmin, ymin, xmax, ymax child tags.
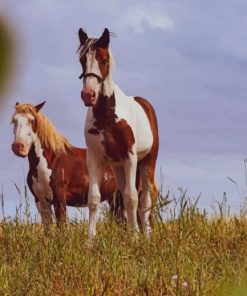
<box><xmin>12</xmin><ymin>142</ymin><xmax>24</xmax><ymax>151</ymax></box>
<box><xmin>82</xmin><ymin>88</ymin><xmax>95</xmax><ymax>97</ymax></box>
<box><xmin>90</xmin><ymin>90</ymin><xmax>95</xmax><ymax>97</ymax></box>
<box><xmin>82</xmin><ymin>89</ymin><xmax>95</xmax><ymax>99</ymax></box>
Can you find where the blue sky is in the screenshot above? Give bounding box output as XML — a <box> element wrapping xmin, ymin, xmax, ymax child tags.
<box><xmin>1</xmin><ymin>0</ymin><xmax>247</xmax><ymax>218</ymax></box>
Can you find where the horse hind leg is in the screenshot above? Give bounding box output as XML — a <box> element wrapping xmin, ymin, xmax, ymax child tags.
<box><xmin>149</xmin><ymin>176</ymin><xmax>159</xmax><ymax>226</ymax></box>
<box><xmin>137</xmin><ymin>138</ymin><xmax>158</xmax><ymax>235</ymax></box>
<box><xmin>108</xmin><ymin>190</ymin><xmax>126</xmax><ymax>223</ymax></box>
<box><xmin>137</xmin><ymin>164</ymin><xmax>152</xmax><ymax>235</ymax></box>
<box><xmin>138</xmin><ymin>149</ymin><xmax>159</xmax><ymax>235</ymax></box>
<box><xmin>111</xmin><ymin>166</ymin><xmax>126</xmax><ymax>222</ymax></box>
<box><xmin>110</xmin><ymin>166</ymin><xmax>143</xmax><ymax>225</ymax></box>
<box><xmin>137</xmin><ymin>174</ymin><xmax>159</xmax><ymax>229</ymax></box>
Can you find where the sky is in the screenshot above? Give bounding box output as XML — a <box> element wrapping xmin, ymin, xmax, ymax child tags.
<box><xmin>0</xmin><ymin>0</ymin><xmax>247</xmax><ymax>219</ymax></box>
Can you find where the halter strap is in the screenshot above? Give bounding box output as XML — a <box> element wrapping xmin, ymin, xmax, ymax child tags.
<box><xmin>79</xmin><ymin>72</ymin><xmax>104</xmax><ymax>83</ymax></box>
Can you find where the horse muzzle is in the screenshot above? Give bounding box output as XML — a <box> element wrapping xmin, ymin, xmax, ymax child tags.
<box><xmin>81</xmin><ymin>89</ymin><xmax>98</xmax><ymax>107</ymax></box>
<box><xmin>12</xmin><ymin>142</ymin><xmax>28</xmax><ymax>158</ymax></box>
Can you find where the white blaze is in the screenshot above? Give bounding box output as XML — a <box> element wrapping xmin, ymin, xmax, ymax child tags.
<box><xmin>13</xmin><ymin>114</ymin><xmax>35</xmax><ymax>147</ymax></box>
<box><xmin>84</xmin><ymin>50</ymin><xmax>102</xmax><ymax>96</ymax></box>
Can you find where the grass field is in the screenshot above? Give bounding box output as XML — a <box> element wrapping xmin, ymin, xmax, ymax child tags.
<box><xmin>1</xmin><ymin>190</ymin><xmax>247</xmax><ymax>295</ymax></box>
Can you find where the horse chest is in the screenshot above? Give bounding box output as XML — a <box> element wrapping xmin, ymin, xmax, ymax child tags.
<box><xmin>87</xmin><ymin>120</ymin><xmax>135</xmax><ymax>163</ymax></box>
<box><xmin>30</xmin><ymin>141</ymin><xmax>53</xmax><ymax>201</ymax></box>
<box><xmin>85</xmin><ymin>94</ymin><xmax>137</xmax><ymax>162</ymax></box>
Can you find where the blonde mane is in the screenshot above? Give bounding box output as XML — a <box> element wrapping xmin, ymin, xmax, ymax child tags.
<box><xmin>12</xmin><ymin>103</ymin><xmax>72</xmax><ymax>154</ymax></box>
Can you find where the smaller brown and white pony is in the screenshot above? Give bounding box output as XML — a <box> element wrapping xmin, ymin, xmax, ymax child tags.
<box><xmin>78</xmin><ymin>28</ymin><xmax>159</xmax><ymax>237</ymax></box>
<box><xmin>11</xmin><ymin>101</ymin><xmax>122</xmax><ymax>228</ymax></box>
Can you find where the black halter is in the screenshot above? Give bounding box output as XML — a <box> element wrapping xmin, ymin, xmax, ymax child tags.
<box><xmin>79</xmin><ymin>72</ymin><xmax>104</xmax><ymax>83</ymax></box>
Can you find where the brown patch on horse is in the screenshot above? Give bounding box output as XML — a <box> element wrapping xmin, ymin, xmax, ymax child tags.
<box><xmin>134</xmin><ymin>96</ymin><xmax>159</xmax><ymax>183</ymax></box>
<box><xmin>95</xmin><ymin>47</ymin><xmax>110</xmax><ymax>79</ymax></box>
<box><xmin>103</xmin><ymin>119</ymin><xmax>135</xmax><ymax>161</ymax></box>
<box><xmin>91</xmin><ymin>93</ymin><xmax>135</xmax><ymax>161</ymax></box>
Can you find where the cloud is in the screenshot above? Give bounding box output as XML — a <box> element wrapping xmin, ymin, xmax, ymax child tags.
<box><xmin>121</xmin><ymin>5</ymin><xmax>174</xmax><ymax>33</ymax></box>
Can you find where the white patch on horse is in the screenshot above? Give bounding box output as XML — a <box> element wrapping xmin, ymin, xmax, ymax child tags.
<box><xmin>32</xmin><ymin>138</ymin><xmax>53</xmax><ymax>201</ymax></box>
<box><xmin>82</xmin><ymin>49</ymin><xmax>102</xmax><ymax>100</ymax></box>
<box><xmin>13</xmin><ymin>114</ymin><xmax>34</xmax><ymax>144</ymax></box>
<box><xmin>85</xmin><ymin>108</ymin><xmax>106</xmax><ymax>157</ymax></box>
<box><xmin>103</xmin><ymin>172</ymin><xmax>113</xmax><ymax>181</ymax></box>
<box><xmin>85</xmin><ymin>49</ymin><xmax>102</xmax><ymax>78</ymax></box>
<box><xmin>32</xmin><ymin>138</ymin><xmax>53</xmax><ymax>226</ymax></box>
<box><xmin>113</xmin><ymin>84</ymin><xmax>153</xmax><ymax>161</ymax></box>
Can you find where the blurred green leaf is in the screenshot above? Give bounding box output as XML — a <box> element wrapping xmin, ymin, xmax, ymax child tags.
<box><xmin>0</xmin><ymin>17</ymin><xmax>14</xmax><ymax>106</ymax></box>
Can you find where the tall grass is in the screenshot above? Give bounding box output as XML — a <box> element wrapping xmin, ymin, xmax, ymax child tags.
<box><xmin>0</xmin><ymin>187</ymin><xmax>247</xmax><ymax>295</ymax></box>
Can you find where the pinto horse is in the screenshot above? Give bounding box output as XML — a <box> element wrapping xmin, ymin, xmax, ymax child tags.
<box><xmin>11</xmin><ymin>101</ymin><xmax>123</xmax><ymax>227</ymax></box>
<box><xmin>78</xmin><ymin>28</ymin><xmax>159</xmax><ymax>236</ymax></box>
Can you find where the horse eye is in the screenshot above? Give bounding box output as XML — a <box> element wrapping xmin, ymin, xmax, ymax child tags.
<box><xmin>101</xmin><ymin>59</ymin><xmax>108</xmax><ymax>65</ymax></box>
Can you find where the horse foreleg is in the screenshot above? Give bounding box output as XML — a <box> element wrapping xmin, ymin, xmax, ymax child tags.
<box><xmin>54</xmin><ymin>200</ymin><xmax>66</xmax><ymax>228</ymax></box>
<box><xmin>36</xmin><ymin>198</ymin><xmax>53</xmax><ymax>230</ymax></box>
<box><xmin>123</xmin><ymin>154</ymin><xmax>139</xmax><ymax>232</ymax></box>
<box><xmin>87</xmin><ymin>153</ymin><xmax>102</xmax><ymax>237</ymax></box>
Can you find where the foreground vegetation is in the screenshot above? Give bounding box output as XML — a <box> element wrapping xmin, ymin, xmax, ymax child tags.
<box><xmin>1</xmin><ymin>191</ymin><xmax>247</xmax><ymax>295</ymax></box>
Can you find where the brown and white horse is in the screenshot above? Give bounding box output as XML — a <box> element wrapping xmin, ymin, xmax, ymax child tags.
<box><xmin>78</xmin><ymin>28</ymin><xmax>159</xmax><ymax>236</ymax></box>
<box><xmin>11</xmin><ymin>101</ymin><xmax>122</xmax><ymax>228</ymax></box>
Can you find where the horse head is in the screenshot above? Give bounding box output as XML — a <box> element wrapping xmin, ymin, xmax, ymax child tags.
<box><xmin>11</xmin><ymin>101</ymin><xmax>46</xmax><ymax>157</ymax></box>
<box><xmin>78</xmin><ymin>28</ymin><xmax>113</xmax><ymax>107</ymax></box>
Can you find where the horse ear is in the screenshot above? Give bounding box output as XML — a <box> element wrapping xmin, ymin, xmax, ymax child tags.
<box><xmin>78</xmin><ymin>28</ymin><xmax>88</xmax><ymax>45</ymax></box>
<box><xmin>15</xmin><ymin>102</ymin><xmax>19</xmax><ymax>108</ymax></box>
<box><xmin>96</xmin><ymin>28</ymin><xmax>110</xmax><ymax>48</ymax></box>
<box><xmin>35</xmin><ymin>100</ymin><xmax>46</xmax><ymax>112</ymax></box>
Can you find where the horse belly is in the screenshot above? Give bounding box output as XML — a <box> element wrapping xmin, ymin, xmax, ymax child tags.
<box><xmin>134</xmin><ymin>103</ymin><xmax>154</xmax><ymax>160</ymax></box>
<box><xmin>136</xmin><ymin>131</ymin><xmax>153</xmax><ymax>160</ymax></box>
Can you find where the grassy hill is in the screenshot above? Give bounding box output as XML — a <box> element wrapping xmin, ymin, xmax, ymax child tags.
<box><xmin>0</xmin><ymin>193</ymin><xmax>247</xmax><ymax>295</ymax></box>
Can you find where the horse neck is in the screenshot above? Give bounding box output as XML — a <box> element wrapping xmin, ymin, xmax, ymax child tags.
<box><xmin>27</xmin><ymin>138</ymin><xmax>54</xmax><ymax>171</ymax></box>
<box><xmin>92</xmin><ymin>83</ymin><xmax>126</xmax><ymax>126</ymax></box>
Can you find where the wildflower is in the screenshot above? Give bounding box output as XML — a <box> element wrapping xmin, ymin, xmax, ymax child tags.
<box><xmin>182</xmin><ymin>281</ymin><xmax>188</xmax><ymax>288</ymax></box>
